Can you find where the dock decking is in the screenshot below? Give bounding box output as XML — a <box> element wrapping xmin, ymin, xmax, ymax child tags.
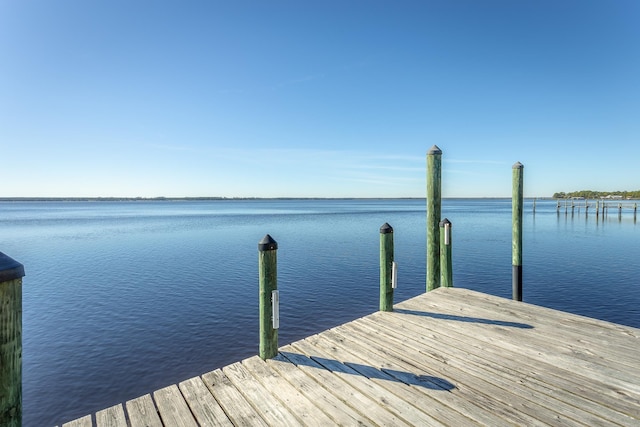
<box><xmin>61</xmin><ymin>288</ymin><xmax>640</xmax><ymax>426</ymax></box>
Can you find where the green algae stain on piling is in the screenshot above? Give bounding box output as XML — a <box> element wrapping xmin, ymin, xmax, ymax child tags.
<box><xmin>512</xmin><ymin>162</ymin><xmax>524</xmax><ymax>301</ymax></box>
<box><xmin>0</xmin><ymin>252</ymin><xmax>25</xmax><ymax>427</ymax></box>
<box><xmin>427</xmin><ymin>145</ymin><xmax>442</xmax><ymax>292</ymax></box>
<box><xmin>379</xmin><ymin>223</ymin><xmax>394</xmax><ymax>312</ymax></box>
<box><xmin>258</xmin><ymin>235</ymin><xmax>278</xmax><ymax>360</ymax></box>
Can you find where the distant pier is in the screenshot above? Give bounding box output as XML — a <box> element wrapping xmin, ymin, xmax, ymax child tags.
<box><xmin>551</xmin><ymin>198</ymin><xmax>638</xmax><ymax>221</ymax></box>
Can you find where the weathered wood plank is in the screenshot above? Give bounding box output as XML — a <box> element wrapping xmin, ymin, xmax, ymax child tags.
<box><xmin>399</xmin><ymin>292</ymin><xmax>640</xmax><ymax>396</ymax></box>
<box><xmin>347</xmin><ymin>315</ymin><xmax>620</xmax><ymax>426</ymax></box>
<box><xmin>62</xmin><ymin>415</ymin><xmax>92</xmax><ymax>427</ymax></box>
<box><xmin>428</xmin><ymin>288</ymin><xmax>639</xmax><ymax>351</ymax></box>
<box><xmin>372</xmin><ymin>309</ymin><xmax>640</xmax><ymax>425</ymax></box>
<box><xmin>266</xmin><ymin>353</ymin><xmax>371</xmax><ymax>425</ymax></box>
<box><xmin>95</xmin><ymin>403</ymin><xmax>127</xmax><ymax>427</ymax></box>
<box><xmin>336</xmin><ymin>328</ymin><xmax>575</xmax><ymax>425</ymax></box>
<box><xmin>241</xmin><ymin>355</ymin><xmax>338</xmax><ymax>426</ymax></box>
<box><xmin>153</xmin><ymin>384</ymin><xmax>197</xmax><ymax>427</ymax></box>
<box><xmin>178</xmin><ymin>376</ymin><xmax>233</xmax><ymax>427</ymax></box>
<box><xmin>310</xmin><ymin>328</ymin><xmax>543</xmax><ymax>427</ymax></box>
<box><xmin>201</xmin><ymin>368</ymin><xmax>269</xmax><ymax>426</ymax></box>
<box><xmin>278</xmin><ymin>345</ymin><xmax>412</xmax><ymax>427</ymax></box>
<box><xmin>222</xmin><ymin>361</ymin><xmax>301</xmax><ymax>426</ymax></box>
<box><xmin>291</xmin><ymin>336</ymin><xmax>451</xmax><ymax>427</ymax></box>
<box><xmin>125</xmin><ymin>394</ymin><xmax>162</xmax><ymax>427</ymax></box>
<box><xmin>418</xmin><ymin>289</ymin><xmax>640</xmax><ymax>369</ymax></box>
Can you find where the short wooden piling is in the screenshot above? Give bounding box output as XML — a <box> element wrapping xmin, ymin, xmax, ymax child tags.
<box><xmin>426</xmin><ymin>145</ymin><xmax>442</xmax><ymax>292</ymax></box>
<box><xmin>0</xmin><ymin>252</ymin><xmax>25</xmax><ymax>427</ymax></box>
<box><xmin>379</xmin><ymin>223</ymin><xmax>394</xmax><ymax>312</ymax></box>
<box><xmin>512</xmin><ymin>162</ymin><xmax>523</xmax><ymax>302</ymax></box>
<box><xmin>258</xmin><ymin>235</ymin><xmax>278</xmax><ymax>360</ymax></box>
<box><xmin>439</xmin><ymin>219</ymin><xmax>453</xmax><ymax>288</ymax></box>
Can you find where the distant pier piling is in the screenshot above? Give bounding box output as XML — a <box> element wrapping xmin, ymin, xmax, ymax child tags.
<box><xmin>258</xmin><ymin>235</ymin><xmax>278</xmax><ymax>360</ymax></box>
<box><xmin>512</xmin><ymin>162</ymin><xmax>524</xmax><ymax>302</ymax></box>
<box><xmin>426</xmin><ymin>145</ymin><xmax>442</xmax><ymax>292</ymax></box>
<box><xmin>0</xmin><ymin>252</ymin><xmax>25</xmax><ymax>427</ymax></box>
<box><xmin>379</xmin><ymin>223</ymin><xmax>394</xmax><ymax>312</ymax></box>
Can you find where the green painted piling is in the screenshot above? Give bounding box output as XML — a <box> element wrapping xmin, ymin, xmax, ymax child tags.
<box><xmin>258</xmin><ymin>235</ymin><xmax>278</xmax><ymax>360</ymax></box>
<box><xmin>439</xmin><ymin>219</ymin><xmax>453</xmax><ymax>288</ymax></box>
<box><xmin>426</xmin><ymin>145</ymin><xmax>442</xmax><ymax>292</ymax></box>
<box><xmin>512</xmin><ymin>162</ymin><xmax>524</xmax><ymax>301</ymax></box>
<box><xmin>0</xmin><ymin>253</ymin><xmax>25</xmax><ymax>427</ymax></box>
<box><xmin>379</xmin><ymin>223</ymin><xmax>394</xmax><ymax>312</ymax></box>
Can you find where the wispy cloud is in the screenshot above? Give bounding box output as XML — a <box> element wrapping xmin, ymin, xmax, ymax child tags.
<box><xmin>445</xmin><ymin>159</ymin><xmax>509</xmax><ymax>165</ymax></box>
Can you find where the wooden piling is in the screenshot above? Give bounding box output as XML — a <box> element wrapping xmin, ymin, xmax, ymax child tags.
<box><xmin>0</xmin><ymin>252</ymin><xmax>25</xmax><ymax>427</ymax></box>
<box><xmin>426</xmin><ymin>145</ymin><xmax>442</xmax><ymax>292</ymax></box>
<box><xmin>258</xmin><ymin>235</ymin><xmax>278</xmax><ymax>360</ymax></box>
<box><xmin>512</xmin><ymin>162</ymin><xmax>523</xmax><ymax>302</ymax></box>
<box><xmin>439</xmin><ymin>219</ymin><xmax>453</xmax><ymax>288</ymax></box>
<box><xmin>379</xmin><ymin>223</ymin><xmax>394</xmax><ymax>312</ymax></box>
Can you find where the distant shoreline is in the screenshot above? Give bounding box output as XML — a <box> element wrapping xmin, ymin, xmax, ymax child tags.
<box><xmin>0</xmin><ymin>196</ymin><xmax>552</xmax><ymax>202</ymax></box>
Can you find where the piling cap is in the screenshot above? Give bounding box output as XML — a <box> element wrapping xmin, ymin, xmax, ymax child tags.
<box><xmin>439</xmin><ymin>218</ymin><xmax>451</xmax><ymax>227</ymax></box>
<box><xmin>512</xmin><ymin>161</ymin><xmax>524</xmax><ymax>169</ymax></box>
<box><xmin>380</xmin><ymin>222</ymin><xmax>393</xmax><ymax>234</ymax></box>
<box><xmin>0</xmin><ymin>252</ymin><xmax>25</xmax><ymax>282</ymax></box>
<box><xmin>427</xmin><ymin>145</ymin><xmax>442</xmax><ymax>155</ymax></box>
<box><xmin>258</xmin><ymin>234</ymin><xmax>278</xmax><ymax>251</ymax></box>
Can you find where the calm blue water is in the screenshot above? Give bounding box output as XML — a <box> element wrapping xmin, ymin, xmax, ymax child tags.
<box><xmin>0</xmin><ymin>199</ymin><xmax>638</xmax><ymax>426</ymax></box>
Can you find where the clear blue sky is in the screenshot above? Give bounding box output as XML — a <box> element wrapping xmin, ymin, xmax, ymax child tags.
<box><xmin>2</xmin><ymin>1</ymin><xmax>638</xmax><ymax>198</ymax></box>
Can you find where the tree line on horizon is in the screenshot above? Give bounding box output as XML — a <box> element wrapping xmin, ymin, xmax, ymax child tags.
<box><xmin>552</xmin><ymin>190</ymin><xmax>640</xmax><ymax>199</ymax></box>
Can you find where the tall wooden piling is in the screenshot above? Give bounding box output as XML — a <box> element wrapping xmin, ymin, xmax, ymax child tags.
<box><xmin>258</xmin><ymin>235</ymin><xmax>278</xmax><ymax>360</ymax></box>
<box><xmin>426</xmin><ymin>145</ymin><xmax>442</xmax><ymax>292</ymax></box>
<box><xmin>379</xmin><ymin>223</ymin><xmax>394</xmax><ymax>312</ymax></box>
<box><xmin>512</xmin><ymin>162</ymin><xmax>524</xmax><ymax>302</ymax></box>
<box><xmin>0</xmin><ymin>252</ymin><xmax>25</xmax><ymax>427</ymax></box>
<box><xmin>439</xmin><ymin>219</ymin><xmax>453</xmax><ymax>288</ymax></box>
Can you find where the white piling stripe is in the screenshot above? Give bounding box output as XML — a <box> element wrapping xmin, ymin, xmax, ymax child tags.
<box><xmin>444</xmin><ymin>223</ymin><xmax>451</xmax><ymax>246</ymax></box>
<box><xmin>272</xmin><ymin>290</ymin><xmax>280</xmax><ymax>330</ymax></box>
<box><xmin>392</xmin><ymin>261</ymin><xmax>398</xmax><ymax>289</ymax></box>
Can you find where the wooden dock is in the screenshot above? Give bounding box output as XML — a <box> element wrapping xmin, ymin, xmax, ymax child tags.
<box><xmin>60</xmin><ymin>288</ymin><xmax>640</xmax><ymax>426</ymax></box>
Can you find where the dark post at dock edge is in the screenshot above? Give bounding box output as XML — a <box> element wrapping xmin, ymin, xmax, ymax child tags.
<box><xmin>512</xmin><ymin>162</ymin><xmax>524</xmax><ymax>301</ymax></box>
<box><xmin>0</xmin><ymin>252</ymin><xmax>25</xmax><ymax>427</ymax></box>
